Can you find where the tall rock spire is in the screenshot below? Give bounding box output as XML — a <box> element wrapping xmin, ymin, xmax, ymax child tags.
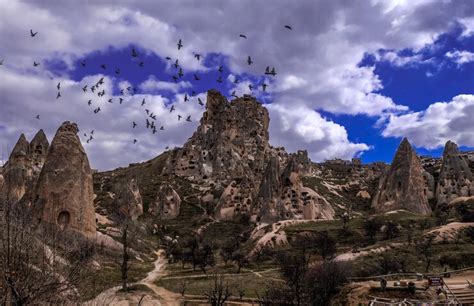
<box><xmin>33</xmin><ymin>122</ymin><xmax>96</xmax><ymax>238</ymax></box>
<box><xmin>436</xmin><ymin>140</ymin><xmax>473</xmax><ymax>204</ymax></box>
<box><xmin>1</xmin><ymin>134</ymin><xmax>33</xmax><ymax>205</ymax></box>
<box><xmin>372</xmin><ymin>138</ymin><xmax>432</xmax><ymax>215</ymax></box>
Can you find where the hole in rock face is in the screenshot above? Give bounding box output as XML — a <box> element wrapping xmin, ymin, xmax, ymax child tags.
<box><xmin>57</xmin><ymin>211</ymin><xmax>71</xmax><ymax>230</ymax></box>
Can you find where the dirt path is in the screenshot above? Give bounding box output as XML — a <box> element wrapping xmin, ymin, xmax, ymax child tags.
<box><xmin>334</xmin><ymin>243</ymin><xmax>402</xmax><ymax>261</ymax></box>
<box><xmin>85</xmin><ymin>250</ymin><xmax>181</xmax><ymax>306</ymax></box>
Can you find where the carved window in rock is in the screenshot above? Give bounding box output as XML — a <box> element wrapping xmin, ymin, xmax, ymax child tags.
<box><xmin>57</xmin><ymin>211</ymin><xmax>71</xmax><ymax>230</ymax></box>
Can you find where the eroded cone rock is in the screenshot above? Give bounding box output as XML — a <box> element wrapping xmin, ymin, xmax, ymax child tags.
<box><xmin>372</xmin><ymin>138</ymin><xmax>431</xmax><ymax>215</ymax></box>
<box><xmin>150</xmin><ymin>184</ymin><xmax>181</xmax><ymax>219</ymax></box>
<box><xmin>113</xmin><ymin>178</ymin><xmax>143</xmax><ymax>221</ymax></box>
<box><xmin>2</xmin><ymin>134</ymin><xmax>34</xmax><ymax>205</ymax></box>
<box><xmin>29</xmin><ymin>129</ymin><xmax>49</xmax><ymax>174</ymax></box>
<box><xmin>436</xmin><ymin>141</ymin><xmax>474</xmax><ymax>204</ymax></box>
<box><xmin>34</xmin><ymin>122</ymin><xmax>96</xmax><ymax>238</ymax></box>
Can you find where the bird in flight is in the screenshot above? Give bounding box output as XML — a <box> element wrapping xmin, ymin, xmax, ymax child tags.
<box><xmin>115</xmin><ymin>68</ymin><xmax>120</xmax><ymax>75</ymax></box>
<box><xmin>218</xmin><ymin>66</ymin><xmax>224</xmax><ymax>73</ymax></box>
<box><xmin>284</xmin><ymin>25</ymin><xmax>293</xmax><ymax>30</ymax></box>
<box><xmin>30</xmin><ymin>29</ymin><xmax>38</xmax><ymax>37</ymax></box>
<box><xmin>35</xmin><ymin>115</ymin><xmax>40</xmax><ymax>120</ymax></box>
<box><xmin>170</xmin><ymin>105</ymin><xmax>175</xmax><ymax>112</ymax></box>
<box><xmin>239</xmin><ymin>34</ymin><xmax>247</xmax><ymax>39</ymax></box>
<box><xmin>141</xmin><ymin>98</ymin><xmax>146</xmax><ymax>106</ymax></box>
<box><xmin>56</xmin><ymin>92</ymin><xmax>61</xmax><ymax>99</ymax></box>
<box><xmin>87</xmin><ymin>100</ymin><xmax>92</xmax><ymax>106</ymax></box>
<box><xmin>33</xmin><ymin>61</ymin><xmax>40</xmax><ymax>67</ymax></box>
<box><xmin>93</xmin><ymin>107</ymin><xmax>101</xmax><ymax>114</ymax></box>
<box><xmin>233</xmin><ymin>77</ymin><xmax>240</xmax><ymax>84</ymax></box>
<box><xmin>174</xmin><ymin>59</ymin><xmax>179</xmax><ymax>69</ymax></box>
<box><xmin>177</xmin><ymin>39</ymin><xmax>183</xmax><ymax>50</ymax></box>
<box><xmin>119</xmin><ymin>97</ymin><xmax>123</xmax><ymax>104</ymax></box>
<box><xmin>186</xmin><ymin>115</ymin><xmax>191</xmax><ymax>122</ymax></box>
<box><xmin>177</xmin><ymin>114</ymin><xmax>182</xmax><ymax>121</ymax></box>
<box><xmin>82</xmin><ymin>85</ymin><xmax>88</xmax><ymax>92</ymax></box>
<box><xmin>133</xmin><ymin>139</ymin><xmax>138</xmax><ymax>144</ymax></box>
<box><xmin>247</xmin><ymin>56</ymin><xmax>253</xmax><ymax>65</ymax></box>
<box><xmin>132</xmin><ymin>47</ymin><xmax>138</xmax><ymax>57</ymax></box>
<box><xmin>178</xmin><ymin>68</ymin><xmax>184</xmax><ymax>78</ymax></box>
<box><xmin>138</xmin><ymin>61</ymin><xmax>144</xmax><ymax>67</ymax></box>
<box><xmin>172</xmin><ymin>75</ymin><xmax>178</xmax><ymax>82</ymax></box>
<box><xmin>57</xmin><ymin>82</ymin><xmax>61</xmax><ymax>90</ymax></box>
<box><xmin>231</xmin><ymin>91</ymin><xmax>238</xmax><ymax>98</ymax></box>
<box><xmin>262</xmin><ymin>83</ymin><xmax>268</xmax><ymax>91</ymax></box>
<box><xmin>132</xmin><ymin>121</ymin><xmax>137</xmax><ymax>128</ymax></box>
<box><xmin>217</xmin><ymin>76</ymin><xmax>223</xmax><ymax>83</ymax></box>
<box><xmin>108</xmin><ymin>98</ymin><xmax>113</xmax><ymax>103</ymax></box>
<box><xmin>198</xmin><ymin>98</ymin><xmax>204</xmax><ymax>106</ymax></box>
<box><xmin>194</xmin><ymin>74</ymin><xmax>200</xmax><ymax>81</ymax></box>
<box><xmin>248</xmin><ymin>84</ymin><xmax>254</xmax><ymax>91</ymax></box>
<box><xmin>80</xmin><ymin>60</ymin><xmax>86</xmax><ymax>67</ymax></box>
<box><xmin>184</xmin><ymin>93</ymin><xmax>189</xmax><ymax>102</ymax></box>
<box><xmin>194</xmin><ymin>54</ymin><xmax>201</xmax><ymax>61</ymax></box>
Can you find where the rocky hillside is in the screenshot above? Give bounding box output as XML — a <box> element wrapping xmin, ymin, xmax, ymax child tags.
<box><xmin>2</xmin><ymin>90</ymin><xmax>474</xmax><ymax>232</ymax></box>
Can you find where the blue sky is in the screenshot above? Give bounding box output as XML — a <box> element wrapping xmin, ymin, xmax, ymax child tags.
<box><xmin>1</xmin><ymin>0</ymin><xmax>474</xmax><ymax>170</ymax></box>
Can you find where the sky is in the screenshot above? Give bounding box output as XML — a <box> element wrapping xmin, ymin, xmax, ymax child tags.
<box><xmin>1</xmin><ymin>0</ymin><xmax>474</xmax><ymax>171</ymax></box>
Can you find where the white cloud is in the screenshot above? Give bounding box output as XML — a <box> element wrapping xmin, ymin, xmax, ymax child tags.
<box><xmin>139</xmin><ymin>76</ymin><xmax>192</xmax><ymax>93</ymax></box>
<box><xmin>382</xmin><ymin>95</ymin><xmax>474</xmax><ymax>149</ymax></box>
<box><xmin>445</xmin><ymin>50</ymin><xmax>474</xmax><ymax>65</ymax></box>
<box><xmin>0</xmin><ymin>66</ymin><xmax>204</xmax><ymax>170</ymax></box>
<box><xmin>1</xmin><ymin>0</ymin><xmax>473</xmax><ymax>169</ymax></box>
<box><xmin>459</xmin><ymin>17</ymin><xmax>474</xmax><ymax>37</ymax></box>
<box><xmin>268</xmin><ymin>104</ymin><xmax>370</xmax><ymax>161</ymax></box>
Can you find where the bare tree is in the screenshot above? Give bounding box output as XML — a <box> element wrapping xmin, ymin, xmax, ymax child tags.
<box><xmin>416</xmin><ymin>234</ymin><xmax>435</xmax><ymax>273</ymax></box>
<box><xmin>0</xmin><ymin>198</ymin><xmax>94</xmax><ymax>304</ymax></box>
<box><xmin>204</xmin><ymin>274</ymin><xmax>232</xmax><ymax>306</ymax></box>
<box><xmin>117</xmin><ymin>199</ymin><xmax>140</xmax><ymax>292</ymax></box>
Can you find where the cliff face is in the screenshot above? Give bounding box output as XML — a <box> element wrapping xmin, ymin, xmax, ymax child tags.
<box><xmin>436</xmin><ymin>141</ymin><xmax>474</xmax><ymax>204</ymax></box>
<box><xmin>33</xmin><ymin>122</ymin><xmax>96</xmax><ymax>239</ymax></box>
<box><xmin>372</xmin><ymin>138</ymin><xmax>432</xmax><ymax>215</ymax></box>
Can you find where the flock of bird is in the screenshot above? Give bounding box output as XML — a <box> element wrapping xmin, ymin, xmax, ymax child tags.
<box><xmin>11</xmin><ymin>25</ymin><xmax>293</xmax><ymax>145</ymax></box>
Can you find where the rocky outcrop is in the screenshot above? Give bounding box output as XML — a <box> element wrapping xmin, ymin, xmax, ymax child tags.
<box><xmin>33</xmin><ymin>122</ymin><xmax>96</xmax><ymax>238</ymax></box>
<box><xmin>113</xmin><ymin>178</ymin><xmax>143</xmax><ymax>221</ymax></box>
<box><xmin>163</xmin><ymin>90</ymin><xmax>270</xmax><ymax>185</ymax></box>
<box><xmin>150</xmin><ymin>184</ymin><xmax>181</xmax><ymax>219</ymax></box>
<box><xmin>436</xmin><ymin>141</ymin><xmax>473</xmax><ymax>204</ymax></box>
<box><xmin>372</xmin><ymin>138</ymin><xmax>431</xmax><ymax>215</ymax></box>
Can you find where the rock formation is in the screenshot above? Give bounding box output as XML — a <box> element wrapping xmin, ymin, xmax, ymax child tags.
<box><xmin>436</xmin><ymin>141</ymin><xmax>473</xmax><ymax>204</ymax></box>
<box><xmin>150</xmin><ymin>184</ymin><xmax>181</xmax><ymax>219</ymax></box>
<box><xmin>372</xmin><ymin>138</ymin><xmax>432</xmax><ymax>215</ymax></box>
<box><xmin>33</xmin><ymin>122</ymin><xmax>96</xmax><ymax>238</ymax></box>
<box><xmin>162</xmin><ymin>90</ymin><xmax>335</xmax><ymax>222</ymax></box>
<box><xmin>113</xmin><ymin>178</ymin><xmax>143</xmax><ymax>221</ymax></box>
